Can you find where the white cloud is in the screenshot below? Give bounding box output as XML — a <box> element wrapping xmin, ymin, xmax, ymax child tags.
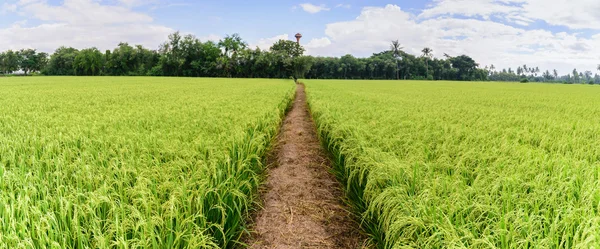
<box><xmin>304</xmin><ymin>37</ymin><xmax>332</xmax><ymax>54</ymax></box>
<box><xmin>199</xmin><ymin>34</ymin><xmax>222</xmax><ymax>43</ymax></box>
<box><xmin>419</xmin><ymin>0</ymin><xmax>522</xmax><ymax>20</ymax></box>
<box><xmin>335</xmin><ymin>4</ymin><xmax>351</xmax><ymax>9</ymax></box>
<box><xmin>420</xmin><ymin>0</ymin><xmax>600</xmax><ymax>30</ymax></box>
<box><xmin>252</xmin><ymin>34</ymin><xmax>290</xmax><ymax>50</ymax></box>
<box><xmin>0</xmin><ymin>22</ymin><xmax>173</xmax><ymax>52</ymax></box>
<box><xmin>522</xmin><ymin>0</ymin><xmax>600</xmax><ymax>29</ymax></box>
<box><xmin>1</xmin><ymin>3</ymin><xmax>17</xmax><ymax>13</ymax></box>
<box><xmin>0</xmin><ymin>0</ymin><xmax>173</xmax><ymax>52</ymax></box>
<box><xmin>306</xmin><ymin>4</ymin><xmax>600</xmax><ymax>74</ymax></box>
<box><xmin>118</xmin><ymin>0</ymin><xmax>159</xmax><ymax>7</ymax></box>
<box><xmin>306</xmin><ymin>37</ymin><xmax>331</xmax><ymax>48</ymax></box>
<box><xmin>298</xmin><ymin>3</ymin><xmax>330</xmax><ymax>14</ymax></box>
<box><xmin>21</xmin><ymin>0</ymin><xmax>153</xmax><ymax>25</ymax></box>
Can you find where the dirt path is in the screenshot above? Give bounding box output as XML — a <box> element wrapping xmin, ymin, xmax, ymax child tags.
<box><xmin>248</xmin><ymin>84</ymin><xmax>366</xmax><ymax>249</ymax></box>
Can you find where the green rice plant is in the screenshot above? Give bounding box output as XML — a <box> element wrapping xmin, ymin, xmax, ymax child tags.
<box><xmin>306</xmin><ymin>80</ymin><xmax>600</xmax><ymax>249</ymax></box>
<box><xmin>0</xmin><ymin>77</ymin><xmax>295</xmax><ymax>248</ymax></box>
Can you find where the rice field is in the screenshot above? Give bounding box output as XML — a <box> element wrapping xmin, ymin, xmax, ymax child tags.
<box><xmin>306</xmin><ymin>80</ymin><xmax>600</xmax><ymax>248</ymax></box>
<box><xmin>0</xmin><ymin>77</ymin><xmax>294</xmax><ymax>248</ymax></box>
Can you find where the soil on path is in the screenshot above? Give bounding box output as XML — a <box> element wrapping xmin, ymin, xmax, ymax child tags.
<box><xmin>247</xmin><ymin>84</ymin><xmax>366</xmax><ymax>249</ymax></box>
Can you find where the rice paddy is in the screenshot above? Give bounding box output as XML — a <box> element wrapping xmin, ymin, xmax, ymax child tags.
<box><xmin>306</xmin><ymin>80</ymin><xmax>600</xmax><ymax>248</ymax></box>
<box><xmin>0</xmin><ymin>77</ymin><xmax>294</xmax><ymax>248</ymax></box>
<box><xmin>3</xmin><ymin>77</ymin><xmax>600</xmax><ymax>248</ymax></box>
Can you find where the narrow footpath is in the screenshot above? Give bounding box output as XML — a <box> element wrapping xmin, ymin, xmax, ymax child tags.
<box><xmin>248</xmin><ymin>84</ymin><xmax>366</xmax><ymax>249</ymax></box>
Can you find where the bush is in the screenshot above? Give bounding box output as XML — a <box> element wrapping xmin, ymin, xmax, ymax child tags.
<box><xmin>147</xmin><ymin>65</ymin><xmax>163</xmax><ymax>76</ymax></box>
<box><xmin>520</xmin><ymin>78</ymin><xmax>529</xmax><ymax>83</ymax></box>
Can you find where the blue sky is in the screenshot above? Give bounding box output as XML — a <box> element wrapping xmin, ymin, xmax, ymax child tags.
<box><xmin>1</xmin><ymin>0</ymin><xmax>600</xmax><ymax>74</ymax></box>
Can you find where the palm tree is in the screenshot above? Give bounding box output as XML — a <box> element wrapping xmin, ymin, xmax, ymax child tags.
<box><xmin>421</xmin><ymin>47</ymin><xmax>433</xmax><ymax>78</ymax></box>
<box><xmin>553</xmin><ymin>69</ymin><xmax>558</xmax><ymax>79</ymax></box>
<box><xmin>390</xmin><ymin>40</ymin><xmax>403</xmax><ymax>80</ymax></box>
<box><xmin>597</xmin><ymin>64</ymin><xmax>600</xmax><ymax>72</ymax></box>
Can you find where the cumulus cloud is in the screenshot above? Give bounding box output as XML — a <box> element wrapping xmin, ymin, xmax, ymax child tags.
<box><xmin>421</xmin><ymin>0</ymin><xmax>600</xmax><ymax>30</ymax></box>
<box><xmin>251</xmin><ymin>34</ymin><xmax>290</xmax><ymax>50</ymax></box>
<box><xmin>419</xmin><ymin>0</ymin><xmax>522</xmax><ymax>20</ymax></box>
<box><xmin>0</xmin><ymin>0</ymin><xmax>173</xmax><ymax>52</ymax></box>
<box><xmin>304</xmin><ymin>37</ymin><xmax>332</xmax><ymax>54</ymax></box>
<box><xmin>521</xmin><ymin>0</ymin><xmax>600</xmax><ymax>29</ymax></box>
<box><xmin>298</xmin><ymin>3</ymin><xmax>330</xmax><ymax>14</ymax></box>
<box><xmin>305</xmin><ymin>4</ymin><xmax>600</xmax><ymax>74</ymax></box>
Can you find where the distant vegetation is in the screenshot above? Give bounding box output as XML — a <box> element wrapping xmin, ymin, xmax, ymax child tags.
<box><xmin>1</xmin><ymin>32</ymin><xmax>599</xmax><ymax>83</ymax></box>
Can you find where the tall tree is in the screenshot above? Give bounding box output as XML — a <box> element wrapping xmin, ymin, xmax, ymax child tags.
<box><xmin>572</xmin><ymin>68</ymin><xmax>579</xmax><ymax>83</ymax></box>
<box><xmin>158</xmin><ymin>32</ymin><xmax>185</xmax><ymax>76</ymax></box>
<box><xmin>390</xmin><ymin>40</ymin><xmax>403</xmax><ymax>80</ymax></box>
<box><xmin>0</xmin><ymin>50</ymin><xmax>20</xmax><ymax>75</ymax></box>
<box><xmin>74</xmin><ymin>48</ymin><xmax>104</xmax><ymax>76</ymax></box>
<box><xmin>218</xmin><ymin>34</ymin><xmax>247</xmax><ymax>77</ymax></box>
<box><xmin>270</xmin><ymin>39</ymin><xmax>311</xmax><ymax>80</ymax></box>
<box><xmin>46</xmin><ymin>47</ymin><xmax>79</xmax><ymax>75</ymax></box>
<box><xmin>449</xmin><ymin>55</ymin><xmax>478</xmax><ymax>81</ymax></box>
<box><xmin>421</xmin><ymin>47</ymin><xmax>433</xmax><ymax>78</ymax></box>
<box><xmin>19</xmin><ymin>49</ymin><xmax>36</xmax><ymax>75</ymax></box>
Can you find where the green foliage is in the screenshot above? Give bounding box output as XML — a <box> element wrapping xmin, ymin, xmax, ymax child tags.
<box><xmin>158</xmin><ymin>32</ymin><xmax>222</xmax><ymax>77</ymax></box>
<box><xmin>17</xmin><ymin>49</ymin><xmax>48</xmax><ymax>75</ymax></box>
<box><xmin>449</xmin><ymin>55</ymin><xmax>479</xmax><ymax>80</ymax></box>
<box><xmin>0</xmin><ymin>50</ymin><xmax>21</xmax><ymax>74</ymax></box>
<box><xmin>270</xmin><ymin>39</ymin><xmax>304</xmax><ymax>58</ymax></box>
<box><xmin>304</xmin><ymin>52</ymin><xmax>487</xmax><ymax>81</ymax></box>
<box><xmin>0</xmin><ymin>77</ymin><xmax>295</xmax><ymax>248</ymax></box>
<box><xmin>104</xmin><ymin>43</ymin><xmax>159</xmax><ymax>76</ymax></box>
<box><xmin>45</xmin><ymin>46</ymin><xmax>79</xmax><ymax>75</ymax></box>
<box><xmin>269</xmin><ymin>40</ymin><xmax>311</xmax><ymax>80</ymax></box>
<box><xmin>307</xmin><ymin>80</ymin><xmax>600</xmax><ymax>248</ymax></box>
<box><xmin>520</xmin><ymin>78</ymin><xmax>529</xmax><ymax>83</ymax></box>
<box><xmin>74</xmin><ymin>47</ymin><xmax>104</xmax><ymax>76</ymax></box>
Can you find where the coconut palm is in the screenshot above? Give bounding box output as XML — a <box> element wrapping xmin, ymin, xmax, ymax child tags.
<box><xmin>421</xmin><ymin>47</ymin><xmax>433</xmax><ymax>78</ymax></box>
<box><xmin>390</xmin><ymin>40</ymin><xmax>403</xmax><ymax>80</ymax></box>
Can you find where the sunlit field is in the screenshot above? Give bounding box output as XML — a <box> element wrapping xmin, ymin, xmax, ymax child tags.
<box><xmin>0</xmin><ymin>77</ymin><xmax>294</xmax><ymax>248</ymax></box>
<box><xmin>306</xmin><ymin>80</ymin><xmax>600</xmax><ymax>248</ymax></box>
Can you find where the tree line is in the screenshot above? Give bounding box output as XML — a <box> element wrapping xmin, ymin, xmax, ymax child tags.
<box><xmin>0</xmin><ymin>32</ymin><xmax>597</xmax><ymax>84</ymax></box>
<box><xmin>488</xmin><ymin>65</ymin><xmax>600</xmax><ymax>84</ymax></box>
